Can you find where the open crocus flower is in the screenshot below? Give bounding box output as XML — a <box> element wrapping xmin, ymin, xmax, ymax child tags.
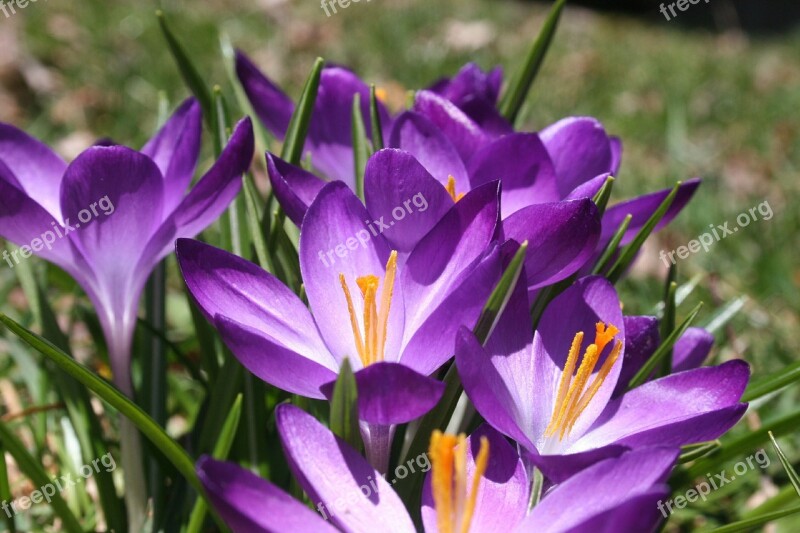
<box><xmin>456</xmin><ymin>274</ymin><xmax>749</xmax><ymax>482</ymax></box>
<box><xmin>236</xmin><ymin>50</ymin><xmax>391</xmax><ymax>182</ymax></box>
<box><xmin>0</xmin><ymin>99</ymin><xmax>254</xmax><ymax>393</ymax></box>
<box><xmin>177</xmin><ymin>179</ymin><xmax>506</xmax><ymax>471</ymax></box>
<box><xmin>199</xmin><ymin>404</ymin><xmax>679</xmax><ymax>533</ymax></box>
<box><xmin>270</xmin><ymin>147</ymin><xmax>601</xmax><ymax>290</ymax></box>
<box><xmin>427</xmin><ymin>62</ymin><xmax>511</xmax><ymax>136</ymax></box>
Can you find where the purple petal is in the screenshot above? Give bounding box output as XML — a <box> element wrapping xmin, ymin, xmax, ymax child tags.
<box><xmin>0</xmin><ymin>168</ymin><xmax>86</xmax><ymax>272</ymax></box>
<box><xmin>59</xmin><ymin>145</ymin><xmax>164</xmax><ymax>312</ymax></box>
<box><xmin>276</xmin><ymin>404</ymin><xmax>415</xmax><ymax>532</ymax></box>
<box><xmin>140</xmin><ymin>117</ymin><xmax>254</xmax><ymax>272</ymax></box>
<box><xmin>468</xmin><ymin>133</ymin><xmax>560</xmax><ymax>216</ymax></box>
<box><xmin>298</xmin><ymin>181</ymin><xmax>403</xmax><ymax>368</ymax></box>
<box><xmin>0</xmin><ymin>123</ymin><xmax>67</xmax><ymax>219</ymax></box>
<box><xmin>388</xmin><ymin>111</ymin><xmax>469</xmax><ymax>192</ymax></box>
<box><xmin>428</xmin><ymin>63</ymin><xmax>510</xmax><ymax>136</ymax></box>
<box><xmin>601</xmin><ymin>178</ymin><xmax>701</xmax><ymax>247</ymax></box>
<box><xmin>197</xmin><ymin>456</ymin><xmax>336</xmax><ymax>533</ymax></box>
<box><xmin>564</xmin><ymin>173</ymin><xmax>610</xmax><ymax>201</ymax></box>
<box><xmin>540</xmin><ymin>117</ymin><xmax>616</xmax><ymax>198</ymax></box>
<box><xmin>307</xmin><ymin>67</ymin><xmax>392</xmax><ymax>181</ymax></box>
<box><xmin>521</xmin><ymin>447</ymin><xmax>678</xmax><ymax>531</ymax></box>
<box><xmin>363</xmin><ymin>148</ymin><xmax>453</xmax><ymax>252</ymax></box>
<box><xmin>673</xmin><ymin>327</ymin><xmax>714</xmax><ymax>372</ymax></box>
<box><xmin>456</xmin><ymin>318</ymin><xmax>537</xmax><ymax>451</ymax></box>
<box><xmin>501</xmin><ymin>199</ymin><xmax>601</xmax><ymax>289</ymax></box>
<box><xmin>526</xmin><ymin>444</ymin><xmax>629</xmax><ymax>484</ymax></box>
<box><xmin>215</xmin><ymin>316</ymin><xmax>338</xmax><ymax>399</ymax></box>
<box><xmin>413</xmin><ymin>90</ymin><xmax>491</xmax><ymax>163</ymax></box>
<box><xmin>457</xmin><ymin>99</ymin><xmax>512</xmax><ymax>137</ymax></box>
<box><xmin>321</xmin><ymin>362</ymin><xmax>445</xmax><ymax>425</ymax></box>
<box><xmin>140</xmin><ymin>98</ymin><xmax>202</xmax><ymax>213</ymax></box>
<box><xmin>572</xmin><ymin>489</ymin><xmax>671</xmax><ymax>533</ymax></box>
<box><xmin>579</xmin><ymin>360</ymin><xmax>749</xmax><ymax>450</ymax></box>
<box><xmin>613</xmin><ymin>316</ymin><xmax>660</xmax><ymax>397</ymax></box>
<box><xmin>266</xmin><ymin>152</ymin><xmax>326</xmax><ymax>227</ymax></box>
<box><xmin>175</xmin><ymin>238</ymin><xmax>331</xmax><ymax>362</ymax></box>
<box><xmin>421</xmin><ymin>425</ymin><xmax>529</xmax><ymax>533</ymax></box>
<box><xmin>532</xmin><ymin>276</ymin><xmax>625</xmax><ymax>449</ymax></box>
<box><xmin>400</xmin><ymin>243</ymin><xmax>503</xmax><ymax>375</ymax></box>
<box><xmin>235</xmin><ymin>50</ymin><xmax>294</xmax><ymax>138</ymax></box>
<box><xmin>610</xmin><ymin>136</ymin><xmax>623</xmax><ymax>174</ymax></box>
<box><xmin>429</xmin><ymin>63</ymin><xmax>503</xmax><ymax>107</ymax></box>
<box><xmin>401</xmin><ymin>181</ymin><xmax>500</xmax><ymax>331</ymax></box>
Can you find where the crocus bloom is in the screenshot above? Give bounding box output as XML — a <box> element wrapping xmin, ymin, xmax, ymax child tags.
<box><xmin>236</xmin><ymin>50</ymin><xmax>391</xmax><ymax>183</ymax></box>
<box><xmin>199</xmin><ymin>403</ymin><xmax>679</xmax><ymax>533</ymax></box>
<box><xmin>178</xmin><ymin>179</ymin><xmax>504</xmax><ymax>471</ymax></box>
<box><xmin>0</xmin><ymin>98</ymin><xmax>254</xmax><ymax>393</ymax></box>
<box><xmin>427</xmin><ymin>62</ymin><xmax>511</xmax><ymax>136</ymax></box>
<box><xmin>0</xmin><ymin>100</ymin><xmax>254</xmax><ymax>529</ymax></box>
<box><xmin>270</xmin><ymin>146</ymin><xmax>601</xmax><ymax>291</ymax></box>
<box><xmin>456</xmin><ymin>274</ymin><xmax>749</xmax><ymax>482</ymax></box>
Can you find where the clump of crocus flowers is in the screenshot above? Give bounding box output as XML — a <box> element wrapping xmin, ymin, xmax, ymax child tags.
<box><xmin>0</xmin><ymin>7</ymin><xmax>760</xmax><ymax>532</ymax></box>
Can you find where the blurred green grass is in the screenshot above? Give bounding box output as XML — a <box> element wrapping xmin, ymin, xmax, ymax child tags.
<box><xmin>1</xmin><ymin>0</ymin><xmax>799</xmax><ymax>529</ymax></box>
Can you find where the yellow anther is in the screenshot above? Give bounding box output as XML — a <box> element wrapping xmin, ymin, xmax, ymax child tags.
<box><xmin>429</xmin><ymin>430</ymin><xmax>489</xmax><ymax>533</ymax></box>
<box><xmin>375</xmin><ymin>87</ymin><xmax>388</xmax><ymax>102</ymax></box>
<box><xmin>339</xmin><ymin>251</ymin><xmax>398</xmax><ymax>367</ymax></box>
<box><xmin>544</xmin><ymin>323</ymin><xmax>622</xmax><ymax>441</ymax></box>
<box><xmin>446</xmin><ymin>175</ymin><xmax>465</xmax><ymax>203</ymax></box>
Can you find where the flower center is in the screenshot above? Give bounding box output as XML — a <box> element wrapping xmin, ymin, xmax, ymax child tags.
<box><xmin>446</xmin><ymin>175</ymin><xmax>465</xmax><ymax>203</ymax></box>
<box><xmin>429</xmin><ymin>430</ymin><xmax>490</xmax><ymax>533</ymax></box>
<box><xmin>339</xmin><ymin>250</ymin><xmax>398</xmax><ymax>367</ymax></box>
<box><xmin>544</xmin><ymin>322</ymin><xmax>623</xmax><ymax>441</ymax></box>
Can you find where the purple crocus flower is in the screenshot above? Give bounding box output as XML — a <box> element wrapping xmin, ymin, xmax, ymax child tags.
<box><xmin>427</xmin><ymin>62</ymin><xmax>512</xmax><ymax>136</ymax></box>
<box><xmin>269</xmin><ymin>146</ymin><xmax>601</xmax><ymax>290</ymax></box>
<box><xmin>236</xmin><ymin>50</ymin><xmax>391</xmax><ymax>182</ymax></box>
<box><xmin>0</xmin><ymin>98</ymin><xmax>254</xmax><ymax>393</ymax></box>
<box><xmin>177</xmin><ymin>179</ymin><xmax>505</xmax><ymax>471</ymax></box>
<box><xmin>198</xmin><ymin>404</ymin><xmax>679</xmax><ymax>533</ymax></box>
<box><xmin>455</xmin><ymin>274</ymin><xmax>749</xmax><ymax>482</ymax></box>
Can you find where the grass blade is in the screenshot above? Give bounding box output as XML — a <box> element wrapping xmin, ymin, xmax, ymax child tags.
<box><xmin>185</xmin><ymin>395</ymin><xmax>243</xmax><ymax>533</ymax></box>
<box><xmin>329</xmin><ymin>359</ymin><xmax>363</xmax><ymax>452</ymax></box>
<box><xmin>498</xmin><ymin>0</ymin><xmax>568</xmax><ymax>124</ymax></box>
<box><xmin>156</xmin><ymin>10</ymin><xmax>213</xmax><ymax>125</ymax></box>
<box><xmin>369</xmin><ymin>84</ymin><xmax>385</xmax><ymax>150</ymax></box>
<box><xmin>605</xmin><ymin>182</ymin><xmax>680</xmax><ymax>284</ymax></box>
<box><xmin>706</xmin><ymin>506</ymin><xmax>800</xmax><ymax>533</ymax></box>
<box><xmin>352</xmin><ymin>93</ymin><xmax>370</xmax><ymax>200</ymax></box>
<box><xmin>743</xmin><ymin>361</ymin><xmax>800</xmax><ymax>402</ymax></box>
<box><xmin>281</xmin><ymin>57</ymin><xmax>324</xmax><ymax>165</ymax></box>
<box><xmin>591</xmin><ymin>214</ymin><xmax>631</xmax><ymax>275</ymax></box>
<box><xmin>0</xmin><ymin>440</ymin><xmax>16</xmax><ymax>533</ymax></box>
<box><xmin>768</xmin><ymin>431</ymin><xmax>800</xmax><ymax>497</ymax></box>
<box><xmin>0</xmin><ymin>421</ymin><xmax>83</xmax><ymax>533</ymax></box>
<box><xmin>0</xmin><ymin>315</ymin><xmax>208</xmax><ymax>505</ymax></box>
